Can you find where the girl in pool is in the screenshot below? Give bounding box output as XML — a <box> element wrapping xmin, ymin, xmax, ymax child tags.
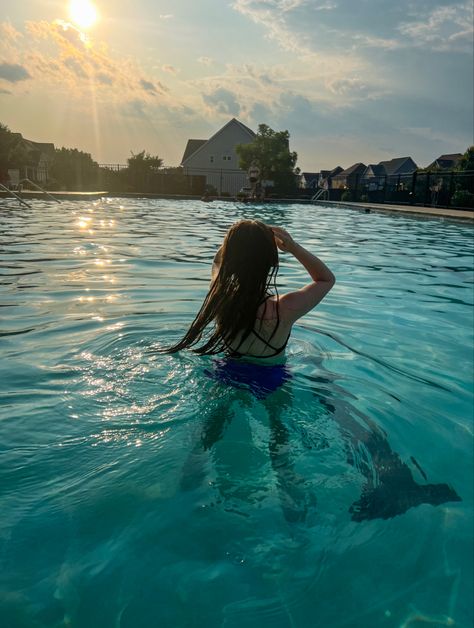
<box><xmin>165</xmin><ymin>220</ymin><xmax>460</xmax><ymax>522</ymax></box>
<box><xmin>165</xmin><ymin>219</ymin><xmax>335</xmax><ymax>363</ymax></box>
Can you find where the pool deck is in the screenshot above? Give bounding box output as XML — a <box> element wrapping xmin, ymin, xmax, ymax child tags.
<box><xmin>1</xmin><ymin>190</ymin><xmax>473</xmax><ymax>220</ymax></box>
<box><xmin>311</xmin><ymin>199</ymin><xmax>474</xmax><ymax>221</ymax></box>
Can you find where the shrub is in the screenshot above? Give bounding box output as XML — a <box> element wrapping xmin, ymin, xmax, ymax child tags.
<box><xmin>451</xmin><ymin>189</ymin><xmax>474</xmax><ymax>208</ymax></box>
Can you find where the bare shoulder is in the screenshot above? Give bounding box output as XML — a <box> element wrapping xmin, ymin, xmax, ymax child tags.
<box><xmin>278</xmin><ymin>280</ymin><xmax>335</xmax><ymax>323</ymax></box>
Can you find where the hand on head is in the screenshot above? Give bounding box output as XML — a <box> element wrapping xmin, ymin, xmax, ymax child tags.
<box><xmin>270</xmin><ymin>226</ymin><xmax>296</xmax><ymax>253</ymax></box>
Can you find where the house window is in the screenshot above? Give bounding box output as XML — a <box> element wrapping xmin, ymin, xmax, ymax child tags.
<box><xmin>222</xmin><ymin>155</ymin><xmax>232</xmax><ymax>161</ymax></box>
<box><xmin>210</xmin><ymin>156</ymin><xmax>214</xmax><ymax>163</ymax></box>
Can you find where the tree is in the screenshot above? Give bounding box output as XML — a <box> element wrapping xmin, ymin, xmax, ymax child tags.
<box><xmin>126</xmin><ymin>150</ymin><xmax>164</xmax><ymax>192</ymax></box>
<box><xmin>457</xmin><ymin>146</ymin><xmax>474</xmax><ymax>172</ymax></box>
<box><xmin>0</xmin><ymin>123</ymin><xmax>15</xmax><ymax>180</ymax></box>
<box><xmin>49</xmin><ymin>147</ymin><xmax>100</xmax><ymax>190</ymax></box>
<box><xmin>236</xmin><ymin>124</ymin><xmax>298</xmax><ymax>194</ymax></box>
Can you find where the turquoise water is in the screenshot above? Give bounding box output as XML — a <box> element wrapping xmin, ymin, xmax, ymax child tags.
<box><xmin>0</xmin><ymin>198</ymin><xmax>472</xmax><ymax>627</ymax></box>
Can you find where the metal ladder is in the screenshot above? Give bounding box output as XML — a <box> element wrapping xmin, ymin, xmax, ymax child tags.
<box><xmin>0</xmin><ymin>182</ymin><xmax>31</xmax><ymax>208</ymax></box>
<box><xmin>19</xmin><ymin>178</ymin><xmax>61</xmax><ymax>203</ymax></box>
<box><xmin>311</xmin><ymin>188</ymin><xmax>328</xmax><ymax>201</ymax></box>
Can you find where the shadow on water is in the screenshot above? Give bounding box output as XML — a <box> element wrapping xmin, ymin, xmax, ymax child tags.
<box><xmin>180</xmin><ymin>358</ymin><xmax>461</xmax><ymax>524</ymax></box>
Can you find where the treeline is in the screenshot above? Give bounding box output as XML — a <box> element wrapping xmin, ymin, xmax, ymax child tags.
<box><xmin>0</xmin><ymin>123</ymin><xmax>205</xmax><ymax>195</ymax></box>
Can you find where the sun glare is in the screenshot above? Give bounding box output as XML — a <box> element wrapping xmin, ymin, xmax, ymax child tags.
<box><xmin>69</xmin><ymin>0</ymin><xmax>98</xmax><ymax>30</ymax></box>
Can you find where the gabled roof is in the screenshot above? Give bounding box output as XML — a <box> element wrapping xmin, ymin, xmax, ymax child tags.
<box><xmin>181</xmin><ymin>118</ymin><xmax>256</xmax><ymax>166</ymax></box>
<box><xmin>329</xmin><ymin>166</ymin><xmax>343</xmax><ymax>176</ymax></box>
<box><xmin>301</xmin><ymin>172</ymin><xmax>319</xmax><ymax>181</ymax></box>
<box><xmin>378</xmin><ymin>156</ymin><xmax>416</xmax><ymax>175</ymax></box>
<box><xmin>428</xmin><ymin>153</ymin><xmax>463</xmax><ymax>169</ymax></box>
<box><xmin>181</xmin><ymin>139</ymin><xmax>207</xmax><ymax>163</ymax></box>
<box><xmin>365</xmin><ymin>164</ymin><xmax>385</xmax><ymax>177</ymax></box>
<box><xmin>335</xmin><ymin>162</ymin><xmax>366</xmax><ymax>177</ymax></box>
<box><xmin>437</xmin><ymin>153</ymin><xmax>463</xmax><ymax>160</ymax></box>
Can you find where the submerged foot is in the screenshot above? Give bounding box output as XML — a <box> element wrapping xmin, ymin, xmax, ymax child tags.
<box><xmin>349</xmin><ymin>482</ymin><xmax>461</xmax><ymax>522</ymax></box>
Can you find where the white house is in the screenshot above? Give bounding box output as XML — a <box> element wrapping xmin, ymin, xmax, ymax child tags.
<box><xmin>181</xmin><ymin>118</ymin><xmax>256</xmax><ymax>195</ymax></box>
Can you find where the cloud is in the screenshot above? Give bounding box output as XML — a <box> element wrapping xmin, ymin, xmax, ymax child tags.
<box><xmin>202</xmin><ymin>88</ymin><xmax>241</xmax><ymax>115</ymax></box>
<box><xmin>159</xmin><ymin>14</ymin><xmax>173</xmax><ymax>19</ymax></box>
<box><xmin>198</xmin><ymin>56</ymin><xmax>213</xmax><ymax>66</ymax></box>
<box><xmin>140</xmin><ymin>79</ymin><xmax>157</xmax><ymax>93</ymax></box>
<box><xmin>0</xmin><ymin>20</ymin><xmax>171</xmax><ymax>103</ymax></box>
<box><xmin>0</xmin><ymin>87</ymin><xmax>12</xmax><ymax>94</ymax></box>
<box><xmin>398</xmin><ymin>2</ymin><xmax>473</xmax><ymax>52</ymax></box>
<box><xmin>162</xmin><ymin>64</ymin><xmax>178</xmax><ymax>74</ymax></box>
<box><xmin>0</xmin><ymin>62</ymin><xmax>31</xmax><ymax>83</ymax></box>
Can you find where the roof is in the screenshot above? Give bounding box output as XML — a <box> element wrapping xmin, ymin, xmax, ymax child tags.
<box><xmin>335</xmin><ymin>162</ymin><xmax>366</xmax><ymax>177</ymax></box>
<box><xmin>365</xmin><ymin>164</ymin><xmax>386</xmax><ymax>177</ymax></box>
<box><xmin>437</xmin><ymin>153</ymin><xmax>463</xmax><ymax>160</ymax></box>
<box><xmin>428</xmin><ymin>153</ymin><xmax>463</xmax><ymax>169</ymax></box>
<box><xmin>181</xmin><ymin>139</ymin><xmax>207</xmax><ymax>163</ymax></box>
<box><xmin>329</xmin><ymin>166</ymin><xmax>344</xmax><ymax>176</ymax></box>
<box><xmin>301</xmin><ymin>172</ymin><xmax>319</xmax><ymax>182</ymax></box>
<box><xmin>181</xmin><ymin>118</ymin><xmax>256</xmax><ymax>166</ymax></box>
<box><xmin>378</xmin><ymin>156</ymin><xmax>416</xmax><ymax>176</ymax></box>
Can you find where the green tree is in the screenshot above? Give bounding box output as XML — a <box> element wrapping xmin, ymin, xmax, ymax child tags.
<box><xmin>126</xmin><ymin>150</ymin><xmax>164</xmax><ymax>192</ymax></box>
<box><xmin>49</xmin><ymin>147</ymin><xmax>100</xmax><ymax>190</ymax></box>
<box><xmin>236</xmin><ymin>124</ymin><xmax>298</xmax><ymax>194</ymax></box>
<box><xmin>0</xmin><ymin>123</ymin><xmax>15</xmax><ymax>179</ymax></box>
<box><xmin>457</xmin><ymin>146</ymin><xmax>474</xmax><ymax>172</ymax></box>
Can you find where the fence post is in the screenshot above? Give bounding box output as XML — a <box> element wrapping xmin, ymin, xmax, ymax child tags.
<box><xmin>448</xmin><ymin>171</ymin><xmax>455</xmax><ymax>207</ymax></box>
<box><xmin>410</xmin><ymin>171</ymin><xmax>417</xmax><ymax>205</ymax></box>
<box><xmin>383</xmin><ymin>175</ymin><xmax>387</xmax><ymax>203</ymax></box>
<box><xmin>219</xmin><ymin>169</ymin><xmax>223</xmax><ymax>196</ymax></box>
<box><xmin>424</xmin><ymin>172</ymin><xmax>431</xmax><ymax>206</ymax></box>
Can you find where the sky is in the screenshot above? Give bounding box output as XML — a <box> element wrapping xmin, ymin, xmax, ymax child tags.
<box><xmin>0</xmin><ymin>0</ymin><xmax>473</xmax><ymax>171</ymax></box>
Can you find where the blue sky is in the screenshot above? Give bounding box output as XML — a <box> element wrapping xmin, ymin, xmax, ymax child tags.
<box><xmin>0</xmin><ymin>0</ymin><xmax>472</xmax><ymax>170</ymax></box>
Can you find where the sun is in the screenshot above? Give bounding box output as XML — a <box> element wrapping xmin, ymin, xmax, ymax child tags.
<box><xmin>69</xmin><ymin>0</ymin><xmax>99</xmax><ymax>30</ymax></box>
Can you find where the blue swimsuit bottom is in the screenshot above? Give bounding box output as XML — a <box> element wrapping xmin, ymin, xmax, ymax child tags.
<box><xmin>205</xmin><ymin>358</ymin><xmax>292</xmax><ymax>400</ymax></box>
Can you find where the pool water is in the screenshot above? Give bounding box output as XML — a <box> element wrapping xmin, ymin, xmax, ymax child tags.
<box><xmin>0</xmin><ymin>199</ymin><xmax>472</xmax><ymax>627</ymax></box>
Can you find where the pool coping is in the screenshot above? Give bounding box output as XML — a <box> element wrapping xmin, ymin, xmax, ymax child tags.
<box><xmin>1</xmin><ymin>190</ymin><xmax>473</xmax><ymax>220</ymax></box>
<box><xmin>310</xmin><ymin>199</ymin><xmax>474</xmax><ymax>221</ymax></box>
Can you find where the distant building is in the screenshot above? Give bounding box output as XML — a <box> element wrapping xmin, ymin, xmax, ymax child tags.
<box><xmin>7</xmin><ymin>133</ymin><xmax>55</xmax><ymax>183</ymax></box>
<box><xmin>319</xmin><ymin>166</ymin><xmax>343</xmax><ymax>190</ymax></box>
<box><xmin>427</xmin><ymin>153</ymin><xmax>463</xmax><ymax>170</ymax></box>
<box><xmin>377</xmin><ymin>156</ymin><xmax>417</xmax><ymax>176</ymax></box>
<box><xmin>181</xmin><ymin>118</ymin><xmax>256</xmax><ymax>195</ymax></box>
<box><xmin>362</xmin><ymin>164</ymin><xmax>387</xmax><ymax>191</ymax></box>
<box><xmin>299</xmin><ymin>172</ymin><xmax>319</xmax><ymax>189</ymax></box>
<box><xmin>331</xmin><ymin>163</ymin><xmax>366</xmax><ymax>189</ymax></box>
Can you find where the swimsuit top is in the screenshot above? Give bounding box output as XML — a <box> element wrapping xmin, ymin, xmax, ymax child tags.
<box><xmin>225</xmin><ymin>327</ymin><xmax>291</xmax><ymax>360</ymax></box>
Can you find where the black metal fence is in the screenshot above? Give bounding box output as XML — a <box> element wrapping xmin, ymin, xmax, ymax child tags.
<box><xmin>326</xmin><ymin>170</ymin><xmax>474</xmax><ymax>209</ymax></box>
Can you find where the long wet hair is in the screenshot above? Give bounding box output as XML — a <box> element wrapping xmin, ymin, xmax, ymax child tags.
<box><xmin>164</xmin><ymin>219</ymin><xmax>280</xmax><ymax>355</ymax></box>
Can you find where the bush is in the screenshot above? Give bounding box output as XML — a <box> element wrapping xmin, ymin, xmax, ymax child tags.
<box><xmin>341</xmin><ymin>190</ymin><xmax>353</xmax><ymax>202</ymax></box>
<box><xmin>451</xmin><ymin>189</ymin><xmax>474</xmax><ymax>208</ymax></box>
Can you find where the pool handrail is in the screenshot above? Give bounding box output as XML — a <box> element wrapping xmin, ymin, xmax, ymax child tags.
<box><xmin>0</xmin><ymin>182</ymin><xmax>32</xmax><ymax>208</ymax></box>
<box><xmin>19</xmin><ymin>178</ymin><xmax>61</xmax><ymax>203</ymax></box>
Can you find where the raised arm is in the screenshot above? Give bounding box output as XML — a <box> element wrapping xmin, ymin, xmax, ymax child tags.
<box><xmin>271</xmin><ymin>226</ymin><xmax>335</xmax><ymax>322</ymax></box>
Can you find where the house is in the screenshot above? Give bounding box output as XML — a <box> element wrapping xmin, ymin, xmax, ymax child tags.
<box><xmin>377</xmin><ymin>156</ymin><xmax>417</xmax><ymax>177</ymax></box>
<box><xmin>427</xmin><ymin>153</ymin><xmax>463</xmax><ymax>170</ymax></box>
<box><xmin>7</xmin><ymin>133</ymin><xmax>55</xmax><ymax>183</ymax></box>
<box><xmin>319</xmin><ymin>166</ymin><xmax>343</xmax><ymax>190</ymax></box>
<box><xmin>181</xmin><ymin>118</ymin><xmax>256</xmax><ymax>195</ymax></box>
<box><xmin>361</xmin><ymin>164</ymin><xmax>386</xmax><ymax>191</ymax></box>
<box><xmin>299</xmin><ymin>172</ymin><xmax>319</xmax><ymax>190</ymax></box>
<box><xmin>331</xmin><ymin>163</ymin><xmax>366</xmax><ymax>189</ymax></box>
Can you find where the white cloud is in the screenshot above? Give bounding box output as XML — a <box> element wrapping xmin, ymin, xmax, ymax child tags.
<box><xmin>162</xmin><ymin>64</ymin><xmax>178</xmax><ymax>74</ymax></box>
<box><xmin>197</xmin><ymin>56</ymin><xmax>213</xmax><ymax>66</ymax></box>
<box><xmin>398</xmin><ymin>1</ymin><xmax>473</xmax><ymax>52</ymax></box>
